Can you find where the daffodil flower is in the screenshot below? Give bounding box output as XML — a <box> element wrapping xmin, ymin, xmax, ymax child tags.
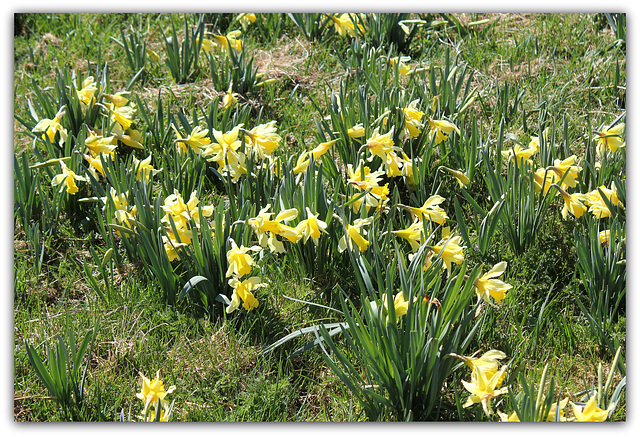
<box><xmin>222</xmin><ymin>83</ymin><xmax>238</xmax><ymax>109</ymax></box>
<box><xmin>392</xmin><ymin>221</ymin><xmax>425</xmax><ymax>252</ymax></box>
<box><xmin>227</xmin><ymin>275</ymin><xmax>265</xmax><ymax>313</ymax></box>
<box><xmin>347</xmin><ymin>123</ymin><xmax>365</xmax><ymax>139</ymax></box>
<box><xmin>501</xmin><ymin>138</ymin><xmax>538</xmax><ymax>167</ymax></box>
<box><xmin>474</xmin><ymin>262</ymin><xmax>513</xmax><ymax>304</ymax></box>
<box><xmin>572</xmin><ymin>393</ymin><xmax>613</xmax><ymax>422</ymax></box>
<box><xmin>210</xmin><ymin>30</ymin><xmax>243</xmax><ymax>52</ymax></box>
<box><xmin>203</xmin><ymin>124</ymin><xmax>244</xmax><ymax>169</ymax></box>
<box><xmin>32</xmin><ymin>107</ymin><xmax>68</xmax><ymax>145</ymax></box>
<box><xmin>553</xmin><ymin>185</ymin><xmax>587</xmax><ymax>219</ymax></box>
<box><xmin>462</xmin><ymin>365</ymin><xmax>509</xmax><ymax>415</ymax></box>
<box><xmin>225</xmin><ymin>239</ymin><xmax>261</xmax><ymax>277</ymax></box>
<box><xmin>247</xmin><ymin>204</ymin><xmax>299</xmax><ymax>252</ymax></box>
<box><xmin>51</xmin><ymin>161</ymin><xmax>86</xmax><ymax>194</ymax></box>
<box><xmin>451</xmin><ymin>349</ymin><xmax>507</xmax><ymax>378</ymax></box>
<box><xmin>584</xmin><ymin>183</ymin><xmax>624</xmax><ymax>218</ymax></box>
<box><xmin>161</xmin><ymin>189</ymin><xmax>214</xmax><ymax>230</ymax></box>
<box><xmin>162</xmin><ymin>226</ymin><xmax>193</xmax><ymax>262</ymax></box>
<box><xmin>236</xmin><ymin>13</ymin><xmax>257</xmax><ymax>30</ymax></box>
<box><xmin>382</xmin><ymin>291</ymin><xmax>413</xmax><ymax>323</ymax></box>
<box><xmin>533</xmin><ymin>167</ymin><xmax>555</xmax><ymax>195</ymax></box>
<box><xmin>327</xmin><ymin>13</ymin><xmax>365</xmax><ymax>37</ymax></box>
<box><xmin>427</xmin><ymin>118</ymin><xmax>459</xmax><ymax>145</ymax></box>
<box><xmin>337</xmin><ymin>217</ymin><xmax>373</xmax><ymax>253</ymax></box>
<box><xmin>295</xmin><ymin>207</ymin><xmax>328</xmax><ymax>246</ymax></box>
<box><xmin>173</xmin><ymin>125</ymin><xmax>212</xmax><ymax>154</ymax></box>
<box><xmin>132</xmin><ymin>153</ymin><xmax>161</xmax><ymax>181</ymax></box>
<box><xmin>76</xmin><ymin>76</ymin><xmax>97</xmax><ymax>107</ymax></box>
<box><xmin>400</xmin><ymin>195</ymin><xmax>449</xmax><ymax>225</ymax></box>
<box><xmin>547</xmin><ymin>155</ymin><xmax>581</xmax><ymax>189</ymax></box>
<box><xmin>136</xmin><ymin>370</ymin><xmax>176</xmax><ymax>414</ymax></box>
<box><xmin>594</xmin><ymin>123</ymin><xmax>625</xmax><ymax>156</ymax></box>
<box><xmin>84</xmin><ymin>132</ymin><xmax>117</xmax><ymax>158</ymax></box>
<box><xmin>430</xmin><ymin>234</ymin><xmax>465</xmax><ymax>274</ymax></box>
<box><xmin>243</xmin><ymin>121</ymin><xmax>281</xmax><ymax>159</ymax></box>
<box><xmin>497</xmin><ymin>410</ymin><xmax>520</xmax><ymax>421</ymax></box>
<box><xmin>390</xmin><ymin>56</ymin><xmax>412</xmax><ymax>76</ymax></box>
<box><xmin>82</xmin><ymin>152</ymin><xmax>109</xmax><ymax>178</ymax></box>
<box><xmin>400</xmin><ymin>99</ymin><xmax>424</xmax><ymax>138</ymax></box>
<box><xmin>360</xmin><ymin>127</ymin><xmax>400</xmax><ymax>163</ymax></box>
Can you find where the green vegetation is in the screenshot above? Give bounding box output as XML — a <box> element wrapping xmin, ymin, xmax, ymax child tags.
<box><xmin>14</xmin><ymin>13</ymin><xmax>625</xmax><ymax>422</ymax></box>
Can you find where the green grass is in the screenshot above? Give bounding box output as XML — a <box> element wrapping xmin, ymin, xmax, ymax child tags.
<box><xmin>14</xmin><ymin>12</ymin><xmax>626</xmax><ymax>422</ymax></box>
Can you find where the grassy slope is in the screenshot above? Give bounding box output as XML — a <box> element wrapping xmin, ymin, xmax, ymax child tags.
<box><xmin>13</xmin><ymin>12</ymin><xmax>625</xmax><ymax>421</ymax></box>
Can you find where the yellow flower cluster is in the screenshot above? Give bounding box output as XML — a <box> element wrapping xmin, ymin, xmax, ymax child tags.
<box><xmin>136</xmin><ymin>370</ymin><xmax>176</xmax><ymax>422</ymax></box>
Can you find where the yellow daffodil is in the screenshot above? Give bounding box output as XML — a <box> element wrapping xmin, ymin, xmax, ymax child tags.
<box><xmin>599</xmin><ymin>229</ymin><xmax>611</xmax><ymax>247</ymax></box>
<box><xmin>295</xmin><ymin>207</ymin><xmax>328</xmax><ymax>246</ymax></box>
<box><xmin>347</xmin><ymin>123</ymin><xmax>365</xmax><ymax>139</ymax></box>
<box><xmin>227</xmin><ymin>275</ymin><xmax>265</xmax><ymax>313</ymax></box>
<box><xmin>161</xmin><ymin>189</ymin><xmax>213</xmax><ymax>230</ymax></box>
<box><xmin>136</xmin><ymin>371</ymin><xmax>176</xmax><ymax>414</ymax></box>
<box><xmin>547</xmin><ymin>155</ymin><xmax>581</xmax><ymax>189</ymax></box>
<box><xmin>145</xmin><ymin>48</ymin><xmax>161</xmax><ymax>62</ymax></box>
<box><xmin>390</xmin><ymin>56</ymin><xmax>412</xmax><ymax>76</ymax></box>
<box><xmin>100</xmin><ymin>186</ymin><xmax>137</xmax><ymax>231</ymax></box>
<box><xmin>451</xmin><ymin>349</ymin><xmax>507</xmax><ymax>379</ymax></box>
<box><xmin>236</xmin><ymin>13</ymin><xmax>257</xmax><ymax>30</ymax></box>
<box><xmin>474</xmin><ymin>262</ymin><xmax>513</xmax><ymax>304</ymax></box>
<box><xmin>400</xmin><ymin>195</ymin><xmax>449</xmax><ymax>225</ymax></box>
<box><xmin>430</xmin><ymin>235</ymin><xmax>465</xmax><ymax>274</ymax></box>
<box><xmin>82</xmin><ymin>152</ymin><xmax>109</xmax><ymax>178</ymax></box>
<box><xmin>203</xmin><ymin>124</ymin><xmax>244</xmax><ymax>169</ymax></box>
<box><xmin>382</xmin><ymin>291</ymin><xmax>413</xmax><ymax>323</ymax></box>
<box><xmin>162</xmin><ymin>226</ymin><xmax>193</xmax><ymax>262</ymax></box>
<box><xmin>327</xmin><ymin>13</ymin><xmax>365</xmax><ymax>37</ymax></box>
<box><xmin>173</xmin><ymin>125</ymin><xmax>212</xmax><ymax>154</ymax></box>
<box><xmin>553</xmin><ymin>185</ymin><xmax>587</xmax><ymax>219</ymax></box>
<box><xmin>462</xmin><ymin>365</ymin><xmax>509</xmax><ymax>415</ymax></box>
<box><xmin>247</xmin><ymin>204</ymin><xmax>299</xmax><ymax>253</ymax></box>
<box><xmin>211</xmin><ymin>30</ymin><xmax>243</xmax><ymax>52</ymax></box>
<box><xmin>584</xmin><ymin>183</ymin><xmax>624</xmax><ymax>218</ymax></box>
<box><xmin>338</xmin><ymin>217</ymin><xmax>373</xmax><ymax>253</ymax></box>
<box><xmin>243</xmin><ymin>121</ymin><xmax>281</xmax><ymax>159</ymax></box>
<box><xmin>132</xmin><ymin>153</ymin><xmax>161</xmax><ymax>181</ymax></box>
<box><xmin>501</xmin><ymin>139</ymin><xmax>538</xmax><ymax>167</ymax></box>
<box><xmin>222</xmin><ymin>83</ymin><xmax>238</xmax><ymax>109</ymax></box>
<box><xmin>32</xmin><ymin>107</ymin><xmax>68</xmax><ymax>145</ymax></box>
<box><xmin>84</xmin><ymin>131</ymin><xmax>117</xmax><ymax>157</ymax></box>
<box><xmin>533</xmin><ymin>167</ymin><xmax>555</xmax><ymax>195</ymax></box>
<box><xmin>497</xmin><ymin>410</ymin><xmax>520</xmax><ymax>421</ymax></box>
<box><xmin>572</xmin><ymin>393</ymin><xmax>613</xmax><ymax>422</ymax></box>
<box><xmin>76</xmin><ymin>76</ymin><xmax>97</xmax><ymax>107</ymax></box>
<box><xmin>360</xmin><ymin>127</ymin><xmax>399</xmax><ymax>163</ymax></box>
<box><xmin>427</xmin><ymin>118</ymin><xmax>459</xmax><ymax>145</ymax></box>
<box><xmin>347</xmin><ymin>164</ymin><xmax>389</xmax><ymax>212</ymax></box>
<box><xmin>225</xmin><ymin>238</ymin><xmax>261</xmax><ymax>278</ymax></box>
<box><xmin>594</xmin><ymin>123</ymin><xmax>625</xmax><ymax>156</ymax></box>
<box><xmin>401</xmin><ymin>99</ymin><xmax>424</xmax><ymax>138</ymax></box>
<box><xmin>542</xmin><ymin>396</ymin><xmax>569</xmax><ymax>421</ymax></box>
<box><xmin>51</xmin><ymin>161</ymin><xmax>85</xmax><ymax>194</ymax></box>
<box><xmin>392</xmin><ymin>221</ymin><xmax>425</xmax><ymax>252</ymax></box>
